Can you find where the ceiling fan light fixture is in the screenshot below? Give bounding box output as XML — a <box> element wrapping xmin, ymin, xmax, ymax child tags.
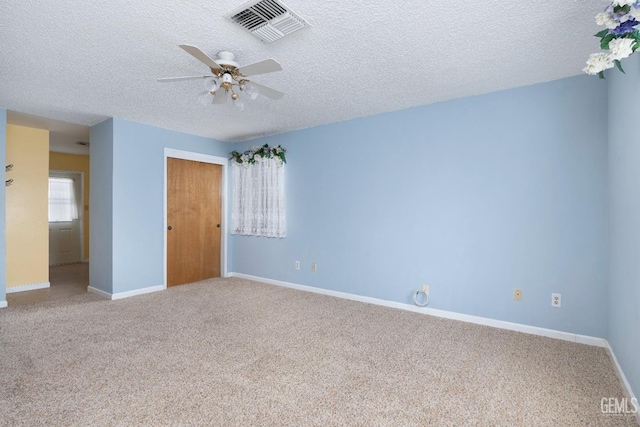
<box><xmin>159</xmin><ymin>45</ymin><xmax>285</xmax><ymax>109</ymax></box>
<box><xmin>241</xmin><ymin>82</ymin><xmax>259</xmax><ymax>100</ymax></box>
<box><xmin>221</xmin><ymin>73</ymin><xmax>234</xmax><ymax>90</ymax></box>
<box><xmin>204</xmin><ymin>77</ymin><xmax>219</xmax><ymax>92</ymax></box>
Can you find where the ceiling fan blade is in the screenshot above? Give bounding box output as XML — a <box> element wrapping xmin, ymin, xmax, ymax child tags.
<box><xmin>157</xmin><ymin>75</ymin><xmax>210</xmax><ymax>82</ymax></box>
<box><xmin>212</xmin><ymin>90</ymin><xmax>228</xmax><ymax>104</ymax></box>
<box><xmin>179</xmin><ymin>45</ymin><xmax>222</xmax><ymax>70</ymax></box>
<box><xmin>248</xmin><ymin>81</ymin><xmax>284</xmax><ymax>100</ymax></box>
<box><xmin>237</xmin><ymin>59</ymin><xmax>282</xmax><ymax>77</ymax></box>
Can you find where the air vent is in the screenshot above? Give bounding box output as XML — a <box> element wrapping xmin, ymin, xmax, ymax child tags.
<box><xmin>226</xmin><ymin>0</ymin><xmax>307</xmax><ymax>43</ymax></box>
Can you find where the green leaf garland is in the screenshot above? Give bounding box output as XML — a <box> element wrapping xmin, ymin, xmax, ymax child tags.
<box><xmin>231</xmin><ymin>144</ymin><xmax>286</xmax><ymax>167</ymax></box>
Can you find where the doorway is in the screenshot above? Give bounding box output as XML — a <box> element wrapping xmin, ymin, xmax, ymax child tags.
<box><xmin>48</xmin><ymin>170</ymin><xmax>83</xmax><ymax>266</ymax></box>
<box><xmin>46</xmin><ymin>169</ymin><xmax>89</xmax><ymax>303</ymax></box>
<box><xmin>164</xmin><ymin>149</ymin><xmax>228</xmax><ymax>287</ymax></box>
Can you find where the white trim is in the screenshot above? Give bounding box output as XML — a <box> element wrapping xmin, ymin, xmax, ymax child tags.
<box><xmin>229</xmin><ymin>273</ymin><xmax>608</xmax><ymax>348</ymax></box>
<box><xmin>576</xmin><ymin>334</ymin><xmax>607</xmax><ymax>347</ymax></box>
<box><xmin>87</xmin><ymin>286</ymin><xmax>111</xmax><ymax>299</ymax></box>
<box><xmin>0</xmin><ymin>301</ymin><xmax>7</xmax><ymax>309</ymax></box>
<box><xmin>605</xmin><ymin>341</ymin><xmax>640</xmax><ymax>423</ymax></box>
<box><xmin>6</xmin><ymin>282</ymin><xmax>50</xmax><ymax>293</ymax></box>
<box><xmin>164</xmin><ymin>148</ymin><xmax>229</xmax><ymax>288</ymax></box>
<box><xmin>88</xmin><ymin>284</ymin><xmax>165</xmax><ymax>301</ymax></box>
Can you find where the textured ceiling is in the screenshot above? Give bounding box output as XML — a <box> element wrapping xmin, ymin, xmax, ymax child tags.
<box><xmin>7</xmin><ymin>111</ymin><xmax>90</xmax><ymax>155</ymax></box>
<box><xmin>0</xmin><ymin>0</ymin><xmax>600</xmax><ymax>142</ymax></box>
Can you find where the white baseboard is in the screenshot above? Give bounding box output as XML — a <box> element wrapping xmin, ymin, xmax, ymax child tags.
<box><xmin>229</xmin><ymin>273</ymin><xmax>640</xmax><ymax>410</ymax></box>
<box><xmin>6</xmin><ymin>282</ymin><xmax>50</xmax><ymax>294</ymax></box>
<box><xmin>229</xmin><ymin>272</ymin><xmax>607</xmax><ymax>348</ymax></box>
<box><xmin>87</xmin><ymin>286</ymin><xmax>111</xmax><ymax>299</ymax></box>
<box><xmin>111</xmin><ymin>285</ymin><xmax>165</xmax><ymax>300</ymax></box>
<box><xmin>0</xmin><ymin>301</ymin><xmax>7</xmax><ymax>308</ymax></box>
<box><xmin>88</xmin><ymin>285</ymin><xmax>165</xmax><ymax>301</ymax></box>
<box><xmin>605</xmin><ymin>341</ymin><xmax>640</xmax><ymax>423</ymax></box>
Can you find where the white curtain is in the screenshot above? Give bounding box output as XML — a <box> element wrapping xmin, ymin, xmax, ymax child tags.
<box><xmin>48</xmin><ymin>177</ymin><xmax>78</xmax><ymax>222</ymax></box>
<box><xmin>231</xmin><ymin>159</ymin><xmax>286</xmax><ymax>238</ymax></box>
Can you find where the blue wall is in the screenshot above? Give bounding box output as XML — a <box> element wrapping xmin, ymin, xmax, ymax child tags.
<box><xmin>110</xmin><ymin>118</ymin><xmax>231</xmax><ymax>293</ymax></box>
<box><xmin>90</xmin><ymin>119</ymin><xmax>114</xmax><ymax>293</ymax></box>
<box><xmin>608</xmin><ymin>55</ymin><xmax>640</xmax><ymax>397</ymax></box>
<box><xmin>0</xmin><ymin>108</ymin><xmax>6</xmax><ymax>304</ymax></box>
<box><xmin>230</xmin><ymin>75</ymin><xmax>609</xmax><ymax>338</ymax></box>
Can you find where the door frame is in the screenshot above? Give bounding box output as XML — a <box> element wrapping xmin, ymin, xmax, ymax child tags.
<box><xmin>163</xmin><ymin>148</ymin><xmax>228</xmax><ymax>287</ymax></box>
<box><xmin>49</xmin><ymin>169</ymin><xmax>84</xmax><ymax>265</ymax></box>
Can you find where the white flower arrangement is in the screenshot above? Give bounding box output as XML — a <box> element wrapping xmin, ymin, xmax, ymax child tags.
<box><xmin>609</xmin><ymin>37</ymin><xmax>637</xmax><ymax>60</ymax></box>
<box><xmin>231</xmin><ymin>144</ymin><xmax>286</xmax><ymax>168</ymax></box>
<box><xmin>584</xmin><ymin>1</ymin><xmax>640</xmax><ymax>77</ymax></box>
<box><xmin>584</xmin><ymin>1</ymin><xmax>640</xmax><ymax>78</ymax></box>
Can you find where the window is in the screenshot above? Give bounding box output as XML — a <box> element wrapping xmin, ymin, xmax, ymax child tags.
<box><xmin>48</xmin><ymin>177</ymin><xmax>78</xmax><ymax>222</ymax></box>
<box><xmin>231</xmin><ymin>159</ymin><xmax>286</xmax><ymax>238</ymax></box>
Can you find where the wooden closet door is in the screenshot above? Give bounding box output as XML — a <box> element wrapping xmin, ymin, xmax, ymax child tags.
<box><xmin>167</xmin><ymin>158</ymin><xmax>222</xmax><ymax>286</ymax></box>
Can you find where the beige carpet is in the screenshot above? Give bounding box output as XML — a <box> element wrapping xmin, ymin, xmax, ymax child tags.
<box><xmin>7</xmin><ymin>263</ymin><xmax>89</xmax><ymax>306</ymax></box>
<box><xmin>0</xmin><ymin>278</ymin><xmax>636</xmax><ymax>426</ymax></box>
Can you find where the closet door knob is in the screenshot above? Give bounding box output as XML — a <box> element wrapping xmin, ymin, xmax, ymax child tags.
<box><xmin>216</xmin><ymin>224</ymin><xmax>220</xmax><ymax>228</ymax></box>
<box><xmin>167</xmin><ymin>226</ymin><xmax>172</xmax><ymax>230</ymax></box>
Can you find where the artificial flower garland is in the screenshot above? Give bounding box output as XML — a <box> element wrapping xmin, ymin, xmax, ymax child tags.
<box><xmin>231</xmin><ymin>144</ymin><xmax>286</xmax><ymax>168</ymax></box>
<box><xmin>584</xmin><ymin>0</ymin><xmax>640</xmax><ymax>78</ymax></box>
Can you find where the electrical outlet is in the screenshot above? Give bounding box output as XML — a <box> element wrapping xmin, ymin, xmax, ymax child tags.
<box><xmin>552</xmin><ymin>293</ymin><xmax>561</xmax><ymax>308</ymax></box>
<box><xmin>295</xmin><ymin>261</ymin><xmax>300</xmax><ymax>270</ymax></box>
<box><xmin>514</xmin><ymin>289</ymin><xmax>523</xmax><ymax>301</ymax></box>
<box><xmin>311</xmin><ymin>262</ymin><xmax>317</xmax><ymax>272</ymax></box>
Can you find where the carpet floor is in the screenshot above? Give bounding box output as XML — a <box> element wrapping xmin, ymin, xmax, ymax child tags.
<box><xmin>0</xmin><ymin>278</ymin><xmax>636</xmax><ymax>426</ymax></box>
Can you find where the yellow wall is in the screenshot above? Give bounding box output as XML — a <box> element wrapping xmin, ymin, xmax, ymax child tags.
<box><xmin>6</xmin><ymin>125</ymin><xmax>49</xmax><ymax>288</ymax></box>
<box><xmin>49</xmin><ymin>152</ymin><xmax>90</xmax><ymax>260</ymax></box>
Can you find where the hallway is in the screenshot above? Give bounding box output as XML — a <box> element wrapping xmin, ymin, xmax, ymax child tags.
<box><xmin>6</xmin><ymin>263</ymin><xmax>88</xmax><ymax>306</ymax></box>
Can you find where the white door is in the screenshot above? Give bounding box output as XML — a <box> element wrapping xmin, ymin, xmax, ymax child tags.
<box><xmin>49</xmin><ymin>171</ymin><xmax>82</xmax><ymax>266</ymax></box>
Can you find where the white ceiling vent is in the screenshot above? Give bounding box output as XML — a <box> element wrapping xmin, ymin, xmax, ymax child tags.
<box><xmin>226</xmin><ymin>0</ymin><xmax>307</xmax><ymax>43</ymax></box>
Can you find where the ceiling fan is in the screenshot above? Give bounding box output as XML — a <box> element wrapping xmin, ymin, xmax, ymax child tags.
<box><xmin>158</xmin><ymin>45</ymin><xmax>284</xmax><ymax>110</ymax></box>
